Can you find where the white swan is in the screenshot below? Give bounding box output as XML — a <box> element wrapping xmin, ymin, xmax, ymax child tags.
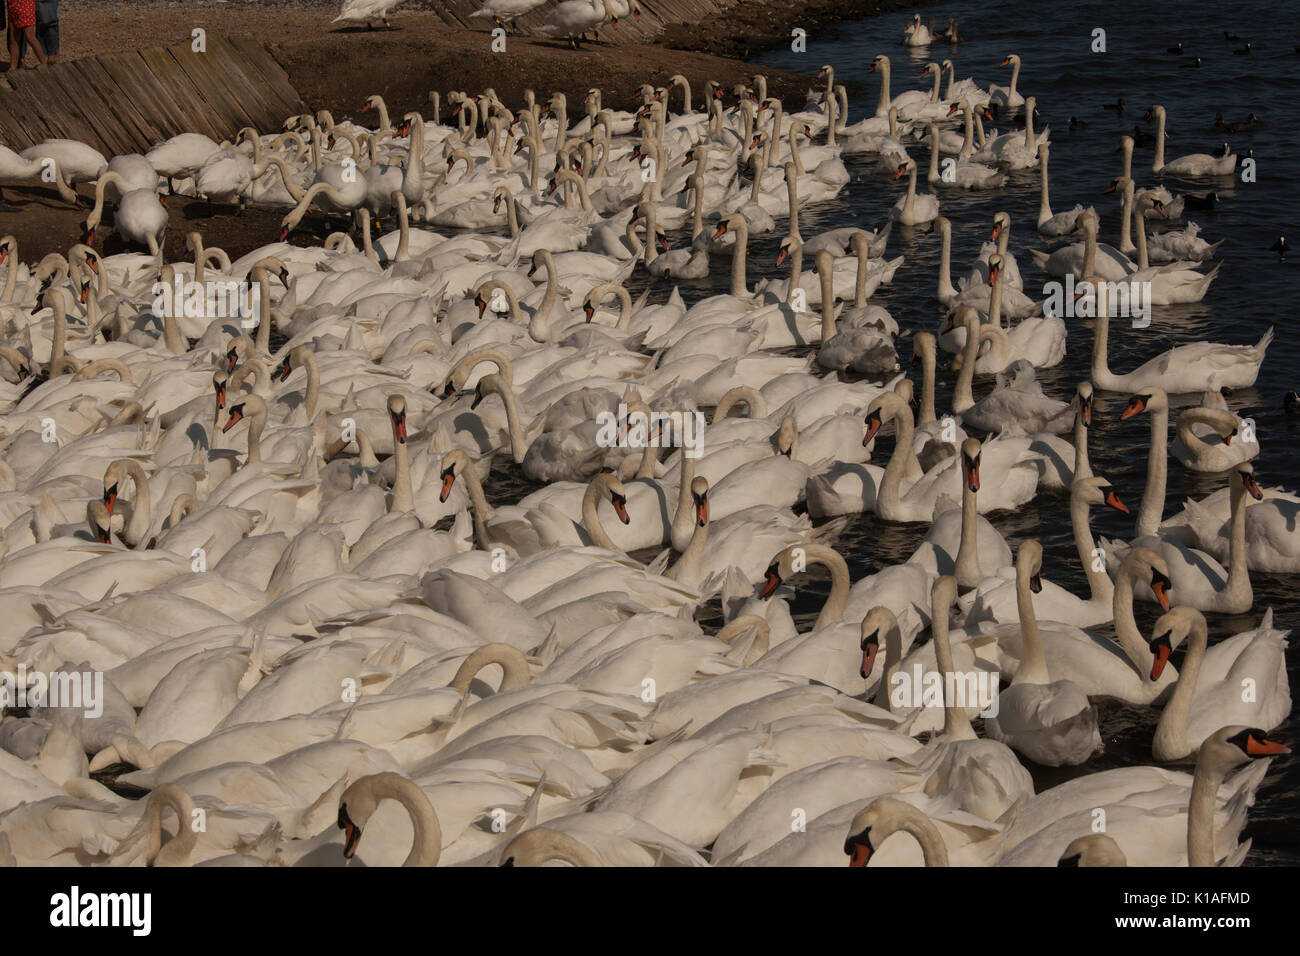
<box><xmin>1148</xmin><ymin>607</ymin><xmax>1290</xmax><ymax>763</ymax></box>
<box><xmin>984</xmin><ymin>540</ymin><xmax>1102</xmax><ymax>766</ymax></box>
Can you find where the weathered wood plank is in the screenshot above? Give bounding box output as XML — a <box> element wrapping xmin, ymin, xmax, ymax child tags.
<box><xmin>99</xmin><ymin>52</ymin><xmax>192</xmax><ymax>143</ymax></box>
<box><xmin>167</xmin><ymin>43</ymin><xmax>262</xmax><ymax>134</ymax></box>
<box><xmin>44</xmin><ymin>63</ymin><xmax>136</xmax><ymax>157</ymax></box>
<box><xmin>204</xmin><ymin>38</ymin><xmax>283</xmax><ymax>130</ymax></box>
<box><xmin>5</xmin><ymin>70</ymin><xmax>97</xmax><ymax>152</ymax></box>
<box><xmin>71</xmin><ymin>58</ymin><xmax>161</xmax><ymax>153</ymax></box>
<box><xmin>138</xmin><ymin>46</ymin><xmax>228</xmax><ymax>142</ymax></box>
<box><xmin>226</xmin><ymin>36</ymin><xmax>305</xmax><ymax>120</ymax></box>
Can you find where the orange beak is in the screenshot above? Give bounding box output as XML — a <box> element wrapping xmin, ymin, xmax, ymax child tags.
<box><xmin>611</xmin><ymin>495</ymin><xmax>630</xmax><ymax>524</ymax></box>
<box><xmin>1151</xmin><ymin>572</ymin><xmax>1171</xmax><ymax>611</ymax></box>
<box><xmin>760</xmin><ymin>567</ymin><xmax>781</xmax><ymax>599</ymax></box>
<box><xmin>863</xmin><ymin>409</ymin><xmax>883</xmax><ymax>446</ymax></box>
<box><xmin>712</xmin><ymin>223</ymin><xmax>727</xmax><ymax>240</ymax></box>
<box><xmin>1150</xmin><ymin>637</ymin><xmax>1172</xmax><ymax>681</ymax></box>
<box><xmin>860</xmin><ymin>643</ymin><xmax>878</xmax><ymax>680</ymax></box>
<box><xmin>1105</xmin><ymin>490</ymin><xmax>1129</xmax><ymax>514</ymax></box>
<box><xmin>1121</xmin><ymin>397</ymin><xmax>1147</xmax><ymax>420</ymax></box>
<box><xmin>440</xmin><ymin>470</ymin><xmax>456</xmax><ymax>503</ymax></box>
<box><xmin>695</xmin><ymin>496</ymin><xmax>708</xmax><ymax>527</ymax></box>
<box><xmin>1243</xmin><ymin>473</ymin><xmax>1263</xmax><ymax>500</ymax></box>
<box><xmin>1245</xmin><ymin>734</ymin><xmax>1291</xmax><ymax>757</ymax></box>
<box><xmin>848</xmin><ymin>842</ymin><xmax>872</xmax><ymax>867</ymax></box>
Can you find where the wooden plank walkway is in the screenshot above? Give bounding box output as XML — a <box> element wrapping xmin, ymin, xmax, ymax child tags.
<box><xmin>0</xmin><ymin>36</ymin><xmax>306</xmax><ymax>157</ymax></box>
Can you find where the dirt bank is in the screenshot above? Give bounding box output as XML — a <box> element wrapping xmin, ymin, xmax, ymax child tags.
<box><xmin>2</xmin><ymin>0</ymin><xmax>939</xmax><ymax>260</ymax></box>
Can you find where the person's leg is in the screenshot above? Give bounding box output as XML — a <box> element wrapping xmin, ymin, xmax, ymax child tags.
<box><xmin>6</xmin><ymin>23</ymin><xmax>21</xmax><ymax>71</ymax></box>
<box><xmin>35</xmin><ymin>0</ymin><xmax>54</xmax><ymax>62</ymax></box>
<box><xmin>20</xmin><ymin>24</ymin><xmax>43</xmax><ymax>63</ymax></box>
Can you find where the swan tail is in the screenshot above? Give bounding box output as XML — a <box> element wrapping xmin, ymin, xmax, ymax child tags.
<box><xmin>1255</xmin><ymin>326</ymin><xmax>1274</xmax><ymax>351</ymax></box>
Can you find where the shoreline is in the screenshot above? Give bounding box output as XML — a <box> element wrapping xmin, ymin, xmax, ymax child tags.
<box><xmin>0</xmin><ymin>0</ymin><xmax>933</xmax><ymax>260</ymax></box>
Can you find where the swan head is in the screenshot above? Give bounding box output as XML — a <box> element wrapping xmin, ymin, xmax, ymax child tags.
<box><xmin>1075</xmin><ymin>381</ymin><xmax>1093</xmax><ymax>427</ymax></box>
<box><xmin>1234</xmin><ymin>463</ymin><xmax>1264</xmax><ymax>501</ymax></box>
<box><xmin>1120</xmin><ymin>387</ymin><xmax>1168</xmax><ymax>421</ymax></box>
<box><xmin>212</xmin><ymin>369</ymin><xmax>228</xmax><ymax>414</ymax></box>
<box><xmin>388</xmin><ymin>394</ymin><xmax>408</xmax><ymax>444</ymax></box>
<box><xmin>690</xmin><ymin>476</ymin><xmax>709</xmax><ymax>527</ymax></box>
<box><xmin>960</xmin><ymin>437</ymin><xmax>981</xmax><ymax>493</ymax></box>
<box><xmin>1000</xmin><ymin>54</ymin><xmax>1020</xmax><ymax>67</ymax></box>
<box><xmin>776</xmin><ymin>234</ymin><xmax>800</xmax><ymax>266</ymax></box>
<box><xmin>868</xmin><ymin>55</ymin><xmax>887</xmax><ymax>74</ymax></box>
<box><xmin>101</xmin><ymin>460</ymin><xmax>137</xmax><ymax>516</ymax></box>
<box><xmin>990</xmin><ymin>212</ymin><xmax>1011</xmax><ymax>242</ymax></box>
<box><xmin>1122</xmin><ymin>547</ymin><xmax>1172</xmax><ymax>611</ymax></box>
<box><xmin>1148</xmin><ymin>605</ymin><xmax>1207</xmax><ymax>679</ymax></box>
<box><xmin>593</xmin><ymin>472</ymin><xmax>630</xmax><ymax>524</ymax></box>
<box><xmin>842</xmin><ymin>790</ymin><xmax>915</xmax><ymax>868</ymax></box>
<box><xmin>87</xmin><ymin>500</ymin><xmax>112</xmax><ymax>544</ymax></box>
<box><xmin>987</xmin><ymin>253</ymin><xmax>1004</xmax><ymax>287</ymax></box>
<box><xmin>774</xmin><ymin>415</ymin><xmax>798</xmax><ymax>459</ymax></box>
<box><xmin>438</xmin><ymin>449</ymin><xmax>472</xmax><ymax>502</ymax></box>
<box><xmin>1058</xmin><ymin>835</ymin><xmax>1127</xmax><ymax>867</ymax></box>
<box><xmin>863</xmin><ymin>391</ymin><xmax>909</xmax><ymax>445</ymax></box>
<box><xmin>1202</xmin><ymin>727</ymin><xmax>1290</xmax><ymax>771</ymax></box>
<box><xmin>1072</xmin><ymin>476</ymin><xmax>1129</xmax><ymax>515</ymax></box>
<box><xmin>222</xmin><ymin>393</ymin><xmax>264</xmax><ymax>435</ymax></box>
<box><xmin>759</xmin><ymin>543</ymin><xmax>815</xmax><ymax>599</ymax></box>
<box><xmin>858</xmin><ymin>607</ymin><xmax>899</xmax><ymax>679</ymax></box>
<box><xmin>1017</xmin><ymin>539</ymin><xmax>1044</xmax><ymax>592</ymax></box>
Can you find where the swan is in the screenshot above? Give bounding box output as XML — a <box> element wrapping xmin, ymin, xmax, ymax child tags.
<box><xmin>83</xmin><ymin>172</ymin><xmax>169</xmax><ymax>256</ymax></box>
<box><xmin>470</xmin><ymin>0</ymin><xmax>549</xmax><ymax>24</ymax></box>
<box><xmin>1152</xmin><ymin>105</ymin><xmax>1236</xmax><ymax>177</ymax></box>
<box><xmin>926</xmin><ymin>124</ymin><xmax>1005</xmax><ymax>189</ymax></box>
<box><xmin>1147</xmin><ymin>607</ymin><xmax>1290</xmax><ymax>763</ymax></box>
<box><xmin>146</xmin><ymin>134</ymin><xmax>222</xmax><ymax>188</ymax></box>
<box><xmin>337</xmin><ymin>772</ymin><xmax>441</xmax><ymax>865</ymax></box>
<box><xmin>1106</xmin><ymin>460</ymin><xmax>1261</xmax><ymax>615</ymax></box>
<box><xmin>1036</xmin><ymin>144</ymin><xmax>1092</xmax><ymax>236</ymax></box>
<box><xmin>998</xmin><ymin>725</ymin><xmax>1287</xmax><ymax>866</ymax></box>
<box><xmin>903</xmin><ymin>13</ymin><xmax>932</xmax><ymax>47</ymax></box>
<box><xmin>1173</xmin><ymin>404</ymin><xmax>1258</xmax><ymax>472</ymax></box>
<box><xmin>1084</xmin><ymin>277</ymin><xmax>1273</xmax><ymax>393</ymax></box>
<box><xmin>988</xmin><ymin>55</ymin><xmax>1025</xmax><ymax>110</ymax></box>
<box><xmin>984</xmin><ymin>540</ymin><xmax>1102</xmax><ymax>766</ymax></box>
<box><xmin>539</xmin><ymin>0</ymin><xmax>608</xmax><ymax>47</ymax></box>
<box><xmin>332</xmin><ymin>0</ymin><xmax>405</xmax><ymax>29</ymax></box>
<box><xmin>965</xmin><ymin>474</ymin><xmax>1128</xmax><ymax>628</ymax></box>
<box><xmin>890</xmin><ymin>159</ymin><xmax>940</xmax><ymax>225</ymax></box>
<box><xmin>20</xmin><ymin>139</ymin><xmax>108</xmax><ymax>185</ymax></box>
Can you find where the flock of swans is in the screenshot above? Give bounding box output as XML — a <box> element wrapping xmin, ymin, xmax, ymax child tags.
<box><xmin>0</xmin><ymin>16</ymin><xmax>1292</xmax><ymax>867</ymax></box>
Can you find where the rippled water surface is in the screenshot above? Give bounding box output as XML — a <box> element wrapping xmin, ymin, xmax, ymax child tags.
<box><xmin>748</xmin><ymin>0</ymin><xmax>1300</xmax><ymax>864</ymax></box>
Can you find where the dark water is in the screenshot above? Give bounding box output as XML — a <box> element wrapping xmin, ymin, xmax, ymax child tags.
<box><xmin>757</xmin><ymin>1</ymin><xmax>1299</xmax><ymax>863</ymax></box>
